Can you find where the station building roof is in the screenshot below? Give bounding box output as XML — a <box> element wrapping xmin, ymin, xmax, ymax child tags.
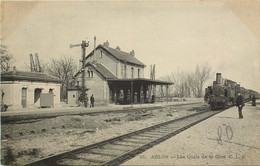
<box><xmin>74</xmin><ymin>62</ymin><xmax>117</xmax><ymax>79</ymax></box>
<box><xmin>86</xmin><ymin>44</ymin><xmax>146</xmax><ymax>67</ymax></box>
<box><xmin>89</xmin><ymin>62</ymin><xmax>117</xmax><ymax>79</ymax></box>
<box><xmin>74</xmin><ymin>62</ymin><xmax>173</xmax><ymax>86</ymax></box>
<box><xmin>1</xmin><ymin>70</ymin><xmax>62</xmax><ymax>83</ymax></box>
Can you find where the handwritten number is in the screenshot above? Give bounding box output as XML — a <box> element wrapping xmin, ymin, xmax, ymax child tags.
<box><xmin>217</xmin><ymin>126</ymin><xmax>223</xmax><ymax>145</ymax></box>
<box><xmin>226</xmin><ymin>126</ymin><xmax>233</xmax><ymax>140</ymax></box>
<box><xmin>217</xmin><ymin>125</ymin><xmax>233</xmax><ymax>145</ymax></box>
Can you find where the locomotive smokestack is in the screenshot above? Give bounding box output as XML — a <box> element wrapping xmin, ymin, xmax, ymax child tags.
<box><xmin>216</xmin><ymin>73</ymin><xmax>222</xmax><ymax>84</ymax></box>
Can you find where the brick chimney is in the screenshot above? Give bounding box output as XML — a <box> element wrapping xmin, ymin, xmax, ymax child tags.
<box><xmin>103</xmin><ymin>41</ymin><xmax>109</xmax><ymax>48</ymax></box>
<box><xmin>116</xmin><ymin>46</ymin><xmax>121</xmax><ymax>51</ymax></box>
<box><xmin>130</xmin><ymin>50</ymin><xmax>135</xmax><ymax>57</ymax></box>
<box><xmin>94</xmin><ymin>36</ymin><xmax>96</xmax><ymax>50</ymax></box>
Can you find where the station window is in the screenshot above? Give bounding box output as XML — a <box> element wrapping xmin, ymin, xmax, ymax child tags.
<box><xmin>124</xmin><ymin>65</ymin><xmax>127</xmax><ymax>78</ymax></box>
<box><xmin>138</xmin><ymin>69</ymin><xmax>140</xmax><ymax>78</ymax></box>
<box><xmin>100</xmin><ymin>50</ymin><xmax>103</xmax><ymax>58</ymax></box>
<box><xmin>121</xmin><ymin>64</ymin><xmax>124</xmax><ymax>78</ymax></box>
<box><xmin>131</xmin><ymin>67</ymin><xmax>134</xmax><ymax>78</ymax></box>
<box><xmin>49</xmin><ymin>89</ymin><xmax>53</xmax><ymax>94</ymax></box>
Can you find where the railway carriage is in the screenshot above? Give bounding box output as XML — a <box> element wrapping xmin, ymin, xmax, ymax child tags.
<box><xmin>249</xmin><ymin>89</ymin><xmax>260</xmax><ymax>99</ymax></box>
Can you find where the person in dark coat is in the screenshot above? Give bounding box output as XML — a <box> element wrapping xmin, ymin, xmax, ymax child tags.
<box><xmin>252</xmin><ymin>95</ymin><xmax>256</xmax><ymax>106</ymax></box>
<box><xmin>90</xmin><ymin>94</ymin><xmax>95</xmax><ymax>108</ymax></box>
<box><xmin>236</xmin><ymin>93</ymin><xmax>244</xmax><ymax>119</ymax></box>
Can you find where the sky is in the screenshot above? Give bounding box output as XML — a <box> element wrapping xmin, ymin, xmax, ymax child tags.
<box><xmin>1</xmin><ymin>1</ymin><xmax>260</xmax><ymax>92</ymax></box>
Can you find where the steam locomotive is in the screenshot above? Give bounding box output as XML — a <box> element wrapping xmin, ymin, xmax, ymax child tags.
<box><xmin>204</xmin><ymin>73</ymin><xmax>259</xmax><ymax>110</ymax></box>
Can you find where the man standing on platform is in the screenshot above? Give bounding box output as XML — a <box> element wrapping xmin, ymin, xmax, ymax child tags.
<box><xmin>236</xmin><ymin>92</ymin><xmax>244</xmax><ymax>119</ymax></box>
<box><xmin>90</xmin><ymin>94</ymin><xmax>95</xmax><ymax>108</ymax></box>
<box><xmin>252</xmin><ymin>95</ymin><xmax>256</xmax><ymax>106</ymax></box>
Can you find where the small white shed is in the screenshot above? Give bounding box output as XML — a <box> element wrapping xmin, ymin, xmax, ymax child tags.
<box><xmin>0</xmin><ymin>70</ymin><xmax>62</xmax><ymax>111</ymax></box>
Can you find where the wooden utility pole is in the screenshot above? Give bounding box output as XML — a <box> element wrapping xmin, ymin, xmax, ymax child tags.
<box><xmin>70</xmin><ymin>40</ymin><xmax>89</xmax><ymax>107</ymax></box>
<box><xmin>131</xmin><ymin>81</ymin><xmax>133</xmax><ymax>106</ymax></box>
<box><xmin>152</xmin><ymin>64</ymin><xmax>156</xmax><ymax>95</ymax></box>
<box><xmin>148</xmin><ymin>64</ymin><xmax>156</xmax><ymax>102</ymax></box>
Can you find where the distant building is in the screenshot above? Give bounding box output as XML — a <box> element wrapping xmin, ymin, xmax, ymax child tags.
<box><xmin>1</xmin><ymin>70</ymin><xmax>61</xmax><ymax>111</ymax></box>
<box><xmin>69</xmin><ymin>41</ymin><xmax>173</xmax><ymax>106</ymax></box>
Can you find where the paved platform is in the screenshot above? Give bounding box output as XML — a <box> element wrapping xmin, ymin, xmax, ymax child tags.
<box><xmin>1</xmin><ymin>99</ymin><xmax>202</xmax><ymax>121</ymax></box>
<box><xmin>122</xmin><ymin>100</ymin><xmax>260</xmax><ymax>165</ymax></box>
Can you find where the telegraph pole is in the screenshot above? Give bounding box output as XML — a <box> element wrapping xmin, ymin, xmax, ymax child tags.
<box><xmin>70</xmin><ymin>40</ymin><xmax>89</xmax><ymax>107</ymax></box>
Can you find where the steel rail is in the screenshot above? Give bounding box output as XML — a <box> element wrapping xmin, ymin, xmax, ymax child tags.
<box><xmin>24</xmin><ymin>108</ymin><xmax>223</xmax><ymax>166</ymax></box>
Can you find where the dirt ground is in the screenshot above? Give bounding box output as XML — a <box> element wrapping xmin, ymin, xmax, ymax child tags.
<box><xmin>1</xmin><ymin>102</ymin><xmax>208</xmax><ymax>165</ymax></box>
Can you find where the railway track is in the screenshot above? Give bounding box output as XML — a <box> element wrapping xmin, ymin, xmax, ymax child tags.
<box><xmin>25</xmin><ymin>109</ymin><xmax>222</xmax><ymax>166</ymax></box>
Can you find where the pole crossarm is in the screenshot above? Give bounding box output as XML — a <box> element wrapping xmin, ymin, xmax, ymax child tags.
<box><xmin>70</xmin><ymin>44</ymin><xmax>81</xmax><ymax>48</ymax></box>
<box><xmin>70</xmin><ymin>41</ymin><xmax>89</xmax><ymax>48</ymax></box>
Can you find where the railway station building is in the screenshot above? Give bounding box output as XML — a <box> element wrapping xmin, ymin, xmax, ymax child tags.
<box><xmin>69</xmin><ymin>41</ymin><xmax>173</xmax><ymax>106</ymax></box>
<box><xmin>1</xmin><ymin>70</ymin><xmax>62</xmax><ymax>111</ymax></box>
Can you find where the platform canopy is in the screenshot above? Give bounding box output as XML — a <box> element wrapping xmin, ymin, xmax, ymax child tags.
<box><xmin>107</xmin><ymin>78</ymin><xmax>173</xmax><ymax>105</ymax></box>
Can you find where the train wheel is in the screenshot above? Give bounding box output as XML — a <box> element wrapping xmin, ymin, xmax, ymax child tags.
<box><xmin>210</xmin><ymin>102</ymin><xmax>215</xmax><ymax>110</ymax></box>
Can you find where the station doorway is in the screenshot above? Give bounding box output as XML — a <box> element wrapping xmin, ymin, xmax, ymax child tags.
<box><xmin>21</xmin><ymin>88</ymin><xmax>27</xmax><ymax>108</ymax></box>
<box><xmin>34</xmin><ymin>88</ymin><xmax>42</xmax><ymax>103</ymax></box>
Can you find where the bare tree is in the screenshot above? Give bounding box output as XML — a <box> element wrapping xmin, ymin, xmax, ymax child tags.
<box><xmin>0</xmin><ymin>44</ymin><xmax>15</xmax><ymax>72</ymax></box>
<box><xmin>46</xmin><ymin>56</ymin><xmax>77</xmax><ymax>100</ymax></box>
<box><xmin>169</xmin><ymin>70</ymin><xmax>191</xmax><ymax>97</ymax></box>
<box><xmin>157</xmin><ymin>75</ymin><xmax>174</xmax><ymax>97</ymax></box>
<box><xmin>170</xmin><ymin>71</ymin><xmax>182</xmax><ymax>97</ymax></box>
<box><xmin>160</xmin><ymin>62</ymin><xmax>212</xmax><ymax>98</ymax></box>
<box><xmin>39</xmin><ymin>62</ymin><xmax>48</xmax><ymax>73</ymax></box>
<box><xmin>193</xmin><ymin>63</ymin><xmax>212</xmax><ymax>97</ymax></box>
<box><xmin>186</xmin><ymin>72</ymin><xmax>197</xmax><ymax>97</ymax></box>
